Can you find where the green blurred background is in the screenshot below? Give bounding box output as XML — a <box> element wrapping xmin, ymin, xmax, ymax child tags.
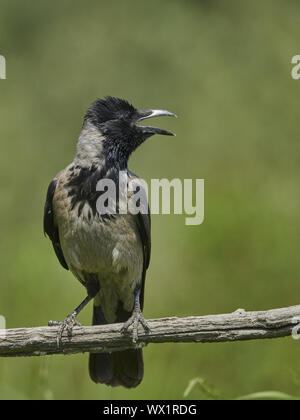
<box><xmin>1</xmin><ymin>0</ymin><xmax>300</xmax><ymax>400</ymax></box>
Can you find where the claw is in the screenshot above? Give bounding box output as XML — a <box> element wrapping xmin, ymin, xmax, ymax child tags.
<box><xmin>121</xmin><ymin>309</ymin><xmax>150</xmax><ymax>343</ymax></box>
<box><xmin>48</xmin><ymin>311</ymin><xmax>82</xmax><ymax>348</ymax></box>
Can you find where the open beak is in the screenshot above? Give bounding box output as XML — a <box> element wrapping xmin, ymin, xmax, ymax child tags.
<box><xmin>136</xmin><ymin>109</ymin><xmax>178</xmax><ymax>136</ymax></box>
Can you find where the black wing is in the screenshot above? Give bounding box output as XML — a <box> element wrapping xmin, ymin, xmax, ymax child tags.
<box><xmin>43</xmin><ymin>179</ymin><xmax>69</xmax><ymax>270</ymax></box>
<box><xmin>136</xmin><ymin>211</ymin><xmax>151</xmax><ymax>270</ymax></box>
<box><xmin>137</xmin><ymin>211</ymin><xmax>151</xmax><ymax>310</ymax></box>
<box><xmin>127</xmin><ymin>170</ymin><xmax>151</xmax><ymax>310</ymax></box>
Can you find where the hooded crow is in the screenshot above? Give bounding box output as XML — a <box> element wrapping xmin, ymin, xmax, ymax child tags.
<box><xmin>44</xmin><ymin>96</ymin><xmax>177</xmax><ymax>387</ymax></box>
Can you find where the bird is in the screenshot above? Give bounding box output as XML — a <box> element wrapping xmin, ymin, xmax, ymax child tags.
<box><xmin>43</xmin><ymin>96</ymin><xmax>177</xmax><ymax>388</ymax></box>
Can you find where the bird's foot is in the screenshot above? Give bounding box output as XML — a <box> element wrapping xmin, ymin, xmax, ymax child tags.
<box><xmin>48</xmin><ymin>311</ymin><xmax>82</xmax><ymax>348</ymax></box>
<box><xmin>121</xmin><ymin>309</ymin><xmax>150</xmax><ymax>344</ymax></box>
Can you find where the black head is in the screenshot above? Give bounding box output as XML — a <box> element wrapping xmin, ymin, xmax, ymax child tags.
<box><xmin>84</xmin><ymin>96</ymin><xmax>177</xmax><ymax>168</ymax></box>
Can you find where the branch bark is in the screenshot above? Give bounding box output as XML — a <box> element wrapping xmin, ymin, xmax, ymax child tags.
<box><xmin>1</xmin><ymin>305</ymin><xmax>300</xmax><ymax>357</ymax></box>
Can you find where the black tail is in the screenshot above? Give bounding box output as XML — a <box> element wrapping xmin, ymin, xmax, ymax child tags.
<box><xmin>89</xmin><ymin>304</ymin><xmax>144</xmax><ymax>388</ymax></box>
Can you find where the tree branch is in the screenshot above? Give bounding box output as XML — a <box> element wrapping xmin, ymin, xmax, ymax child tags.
<box><xmin>1</xmin><ymin>305</ymin><xmax>300</xmax><ymax>357</ymax></box>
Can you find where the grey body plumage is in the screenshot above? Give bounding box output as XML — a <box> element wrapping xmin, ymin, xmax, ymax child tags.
<box><xmin>44</xmin><ymin>96</ymin><xmax>176</xmax><ymax>387</ymax></box>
